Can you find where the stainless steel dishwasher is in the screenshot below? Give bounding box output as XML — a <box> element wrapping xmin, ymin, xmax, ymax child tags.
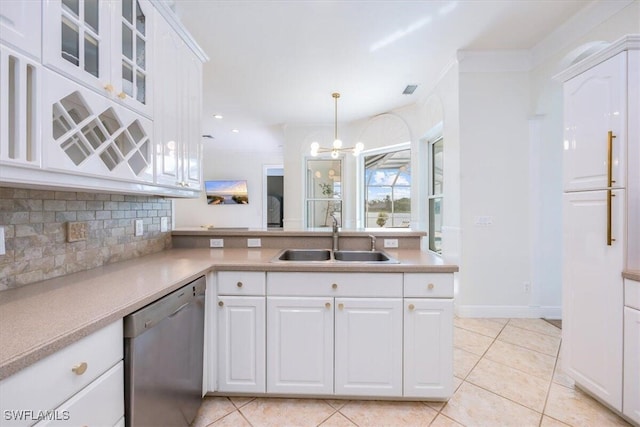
<box><xmin>124</xmin><ymin>276</ymin><xmax>206</xmax><ymax>427</ymax></box>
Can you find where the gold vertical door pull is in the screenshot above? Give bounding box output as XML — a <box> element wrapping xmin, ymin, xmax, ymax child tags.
<box><xmin>607</xmin><ymin>189</ymin><xmax>616</xmax><ymax>246</ymax></box>
<box><xmin>607</xmin><ymin>131</ymin><xmax>616</xmax><ymax>187</ymax></box>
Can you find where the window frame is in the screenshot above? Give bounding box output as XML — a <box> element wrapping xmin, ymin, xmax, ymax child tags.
<box><xmin>305</xmin><ymin>157</ymin><xmax>343</xmax><ymax>229</ymax></box>
<box><xmin>427</xmin><ymin>134</ymin><xmax>443</xmax><ymax>254</ymax></box>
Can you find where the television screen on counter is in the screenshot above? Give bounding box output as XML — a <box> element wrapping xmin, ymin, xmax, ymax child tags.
<box><xmin>205</xmin><ymin>180</ymin><xmax>249</xmax><ymax>205</ymax></box>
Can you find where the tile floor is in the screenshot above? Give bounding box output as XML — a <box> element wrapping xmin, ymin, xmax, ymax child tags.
<box><xmin>192</xmin><ymin>318</ymin><xmax>632</xmax><ymax>427</ymax></box>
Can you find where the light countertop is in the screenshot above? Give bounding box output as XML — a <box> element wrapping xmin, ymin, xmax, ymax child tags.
<box><xmin>624</xmin><ymin>270</ymin><xmax>640</xmax><ymax>281</ymax></box>
<box><xmin>0</xmin><ymin>247</ymin><xmax>456</xmax><ymax>380</ymax></box>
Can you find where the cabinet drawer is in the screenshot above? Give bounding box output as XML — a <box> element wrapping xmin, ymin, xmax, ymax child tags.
<box><xmin>0</xmin><ymin>320</ymin><xmax>123</xmax><ymax>427</ymax></box>
<box><xmin>267</xmin><ymin>272</ymin><xmax>402</xmax><ymax>297</ymax></box>
<box><xmin>34</xmin><ymin>361</ymin><xmax>124</xmax><ymax>426</ymax></box>
<box><xmin>626</xmin><ymin>279</ymin><xmax>640</xmax><ymax>311</ymax></box>
<box><xmin>404</xmin><ymin>273</ymin><xmax>453</xmax><ymax>298</ymax></box>
<box><xmin>218</xmin><ymin>271</ymin><xmax>265</xmax><ymax>295</ymax></box>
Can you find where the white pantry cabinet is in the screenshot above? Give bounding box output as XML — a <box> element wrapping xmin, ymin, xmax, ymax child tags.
<box><xmin>43</xmin><ymin>0</ymin><xmax>154</xmax><ymax>117</ymax></box>
<box><xmin>0</xmin><ymin>0</ymin><xmax>41</xmax><ymax>59</ymax></box>
<box><xmin>216</xmin><ymin>270</ymin><xmax>267</xmax><ymax>394</ymax></box>
<box><xmin>0</xmin><ymin>320</ymin><xmax>124</xmax><ymax>427</ymax></box>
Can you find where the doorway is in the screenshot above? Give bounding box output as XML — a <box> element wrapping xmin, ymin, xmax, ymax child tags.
<box><xmin>264</xmin><ymin>165</ymin><xmax>284</xmax><ymax>228</ymax></box>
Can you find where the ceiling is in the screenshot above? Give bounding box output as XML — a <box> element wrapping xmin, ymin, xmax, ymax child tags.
<box><xmin>172</xmin><ymin>0</ymin><xmax>589</xmax><ymax>151</ymax></box>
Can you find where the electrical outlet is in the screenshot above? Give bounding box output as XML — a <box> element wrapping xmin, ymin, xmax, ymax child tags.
<box><xmin>247</xmin><ymin>238</ymin><xmax>261</xmax><ymax>248</ymax></box>
<box><xmin>384</xmin><ymin>239</ymin><xmax>399</xmax><ymax>248</ymax></box>
<box><xmin>135</xmin><ymin>219</ymin><xmax>144</xmax><ymax>236</ymax></box>
<box><xmin>0</xmin><ymin>227</ymin><xmax>5</xmax><ymax>256</ymax></box>
<box><xmin>524</xmin><ymin>281</ymin><xmax>531</xmax><ymax>293</ymax></box>
<box><xmin>475</xmin><ymin>216</ymin><xmax>493</xmax><ymax>226</ymax></box>
<box><xmin>210</xmin><ymin>239</ymin><xmax>224</xmax><ymax>248</ymax></box>
<box><xmin>160</xmin><ymin>217</ymin><xmax>169</xmax><ymax>232</ymax></box>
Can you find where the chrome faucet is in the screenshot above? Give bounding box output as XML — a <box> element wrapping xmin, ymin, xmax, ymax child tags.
<box><xmin>369</xmin><ymin>235</ymin><xmax>376</xmax><ymax>251</ymax></box>
<box><xmin>331</xmin><ymin>213</ymin><xmax>339</xmax><ymax>251</ymax></box>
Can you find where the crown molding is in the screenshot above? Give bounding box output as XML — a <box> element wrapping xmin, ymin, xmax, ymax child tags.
<box><xmin>151</xmin><ymin>0</ymin><xmax>209</xmax><ymax>62</ymax></box>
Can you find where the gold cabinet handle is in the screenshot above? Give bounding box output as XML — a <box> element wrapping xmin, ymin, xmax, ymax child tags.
<box><xmin>118</xmin><ymin>92</ymin><xmax>127</xmax><ymax>99</ymax></box>
<box><xmin>338</xmin><ymin>303</ymin><xmax>344</xmax><ymax>310</ymax></box>
<box><xmin>607</xmin><ymin>131</ymin><xmax>616</xmax><ymax>187</ymax></box>
<box><xmin>331</xmin><ymin>283</ymin><xmax>338</xmax><ymax>290</ymax></box>
<box><xmin>104</xmin><ymin>83</ymin><xmax>114</xmax><ymax>93</ymax></box>
<box><xmin>218</xmin><ymin>300</ymin><xmax>224</xmax><ymax>307</ymax></box>
<box><xmin>607</xmin><ymin>190</ymin><xmax>616</xmax><ymax>246</ymax></box>
<box><xmin>325</xmin><ymin>302</ymin><xmax>331</xmax><ymax>309</ymax></box>
<box><xmin>408</xmin><ymin>304</ymin><xmax>415</xmax><ymax>311</ymax></box>
<box><xmin>427</xmin><ymin>283</ymin><xmax>434</xmax><ymax>290</ymax></box>
<box><xmin>237</xmin><ymin>281</ymin><xmax>243</xmax><ymax>288</ymax></box>
<box><xmin>72</xmin><ymin>362</ymin><xmax>88</xmax><ymax>375</ymax></box>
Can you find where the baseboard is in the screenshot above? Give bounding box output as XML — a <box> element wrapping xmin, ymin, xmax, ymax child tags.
<box><xmin>455</xmin><ymin>305</ymin><xmax>562</xmax><ymax>319</ymax></box>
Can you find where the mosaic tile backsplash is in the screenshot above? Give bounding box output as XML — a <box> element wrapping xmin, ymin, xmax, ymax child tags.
<box><xmin>0</xmin><ymin>187</ymin><xmax>172</xmax><ymax>291</ymax></box>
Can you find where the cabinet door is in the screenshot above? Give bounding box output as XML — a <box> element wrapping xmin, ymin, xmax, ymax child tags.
<box><xmin>43</xmin><ymin>0</ymin><xmax>111</xmax><ymax>95</ymax></box>
<box><xmin>0</xmin><ymin>0</ymin><xmax>41</xmax><ymax>59</ymax></box>
<box><xmin>334</xmin><ymin>298</ymin><xmax>402</xmax><ymax>397</ymax></box>
<box><xmin>563</xmin><ymin>51</ymin><xmax>627</xmax><ymax>191</ymax></box>
<box><xmin>624</xmin><ymin>307</ymin><xmax>640</xmax><ymax>425</ymax></box>
<box><xmin>267</xmin><ymin>297</ymin><xmax>334</xmax><ymax>395</ymax></box>
<box><xmin>217</xmin><ymin>296</ymin><xmax>266</xmax><ymax>393</ymax></box>
<box><xmin>404</xmin><ymin>298</ymin><xmax>453</xmax><ymax>398</ymax></box>
<box><xmin>110</xmin><ymin>0</ymin><xmax>154</xmax><ymax>117</ymax></box>
<box><xmin>562</xmin><ymin>190</ymin><xmax>625</xmax><ymax>410</ymax></box>
<box><xmin>180</xmin><ymin>45</ymin><xmax>203</xmax><ymax>190</ymax></box>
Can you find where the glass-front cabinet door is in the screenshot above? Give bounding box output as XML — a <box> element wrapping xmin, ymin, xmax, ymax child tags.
<box><xmin>43</xmin><ymin>0</ymin><xmax>153</xmax><ymax>117</ymax></box>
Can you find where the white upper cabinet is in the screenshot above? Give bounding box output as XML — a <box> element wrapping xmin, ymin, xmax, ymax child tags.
<box><xmin>0</xmin><ymin>0</ymin><xmax>42</xmax><ymax>59</ymax></box>
<box><xmin>43</xmin><ymin>0</ymin><xmax>154</xmax><ymax>117</ymax></box>
<box><xmin>562</xmin><ymin>51</ymin><xmax>627</xmax><ymax>192</ymax></box>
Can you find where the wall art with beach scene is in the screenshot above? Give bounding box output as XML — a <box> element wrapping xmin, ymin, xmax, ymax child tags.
<box><xmin>205</xmin><ymin>180</ymin><xmax>249</xmax><ymax>204</ymax></box>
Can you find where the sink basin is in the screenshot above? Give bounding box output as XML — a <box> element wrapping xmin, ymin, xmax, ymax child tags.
<box><xmin>275</xmin><ymin>249</ymin><xmax>332</xmax><ymax>262</ymax></box>
<box><xmin>333</xmin><ymin>250</ymin><xmax>399</xmax><ymax>263</ymax></box>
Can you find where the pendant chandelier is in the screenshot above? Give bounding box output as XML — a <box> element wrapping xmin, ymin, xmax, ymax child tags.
<box><xmin>310</xmin><ymin>92</ymin><xmax>364</xmax><ymax>158</ymax></box>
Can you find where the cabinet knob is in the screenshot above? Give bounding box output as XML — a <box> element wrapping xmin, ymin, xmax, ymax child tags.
<box><xmin>104</xmin><ymin>84</ymin><xmax>114</xmax><ymax>93</ymax></box>
<box><xmin>408</xmin><ymin>304</ymin><xmax>415</xmax><ymax>311</ymax></box>
<box><xmin>72</xmin><ymin>362</ymin><xmax>88</xmax><ymax>375</ymax></box>
<box><xmin>332</xmin><ymin>283</ymin><xmax>338</xmax><ymax>290</ymax></box>
<box><xmin>325</xmin><ymin>302</ymin><xmax>331</xmax><ymax>309</ymax></box>
<box><xmin>118</xmin><ymin>92</ymin><xmax>127</xmax><ymax>99</ymax></box>
<box><xmin>428</xmin><ymin>283</ymin><xmax>435</xmax><ymax>290</ymax></box>
<box><xmin>237</xmin><ymin>281</ymin><xmax>243</xmax><ymax>288</ymax></box>
<box><xmin>338</xmin><ymin>303</ymin><xmax>344</xmax><ymax>310</ymax></box>
<box><xmin>218</xmin><ymin>301</ymin><xmax>224</xmax><ymax>307</ymax></box>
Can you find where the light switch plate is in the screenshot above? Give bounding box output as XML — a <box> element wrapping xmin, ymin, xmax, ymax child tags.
<box><xmin>0</xmin><ymin>227</ymin><xmax>5</xmax><ymax>255</ymax></box>
<box><xmin>247</xmin><ymin>238</ymin><xmax>261</xmax><ymax>248</ymax></box>
<box><xmin>384</xmin><ymin>239</ymin><xmax>399</xmax><ymax>248</ymax></box>
<box><xmin>210</xmin><ymin>239</ymin><xmax>224</xmax><ymax>248</ymax></box>
<box><xmin>135</xmin><ymin>219</ymin><xmax>144</xmax><ymax>236</ymax></box>
<box><xmin>160</xmin><ymin>217</ymin><xmax>169</xmax><ymax>232</ymax></box>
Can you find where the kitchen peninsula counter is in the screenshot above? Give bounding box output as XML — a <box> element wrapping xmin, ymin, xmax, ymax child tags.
<box><xmin>624</xmin><ymin>270</ymin><xmax>640</xmax><ymax>281</ymax></box>
<box><xmin>0</xmin><ymin>247</ymin><xmax>456</xmax><ymax>380</ymax></box>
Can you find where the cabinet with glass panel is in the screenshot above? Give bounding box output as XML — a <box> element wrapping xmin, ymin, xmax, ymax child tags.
<box><xmin>43</xmin><ymin>0</ymin><xmax>154</xmax><ymax>118</ymax></box>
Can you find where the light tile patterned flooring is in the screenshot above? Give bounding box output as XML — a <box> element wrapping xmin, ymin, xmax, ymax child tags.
<box><xmin>192</xmin><ymin>318</ymin><xmax>632</xmax><ymax>427</ymax></box>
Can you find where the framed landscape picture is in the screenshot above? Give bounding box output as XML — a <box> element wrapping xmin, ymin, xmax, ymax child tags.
<box><xmin>205</xmin><ymin>180</ymin><xmax>249</xmax><ymax>204</ymax></box>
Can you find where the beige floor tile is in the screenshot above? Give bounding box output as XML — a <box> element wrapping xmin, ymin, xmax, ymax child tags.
<box><xmin>552</xmin><ymin>358</ymin><xmax>575</xmax><ymax>389</ymax></box>
<box><xmin>508</xmin><ymin>318</ymin><xmax>562</xmax><ymax>338</ymax></box>
<box><xmin>340</xmin><ymin>400</ymin><xmax>438</xmax><ymax>426</ymax></box>
<box><xmin>210</xmin><ymin>410</ymin><xmax>252</xmax><ymax>427</ymax></box>
<box><xmin>441</xmin><ymin>382</ymin><xmax>541</xmax><ymax>427</ymax></box>
<box><xmin>319</xmin><ymin>412</ymin><xmax>356</xmax><ymax>427</ymax></box>
<box><xmin>425</xmin><ymin>400</ymin><xmax>445</xmax><ymax>411</ymax></box>
<box><xmin>544</xmin><ymin>383</ymin><xmax>631</xmax><ymax>426</ymax></box>
<box><xmin>192</xmin><ymin>397</ymin><xmax>236</xmax><ymax>427</ymax></box>
<box><xmin>453</xmin><ymin>327</ymin><xmax>494</xmax><ymax>356</ymax></box>
<box><xmin>324</xmin><ymin>399</ymin><xmax>349</xmax><ymax>410</ymax></box>
<box><xmin>240</xmin><ymin>398</ymin><xmax>335</xmax><ymax>427</ymax></box>
<box><xmin>454</xmin><ymin>317</ymin><xmax>506</xmax><ymax>338</ymax></box>
<box><xmin>497</xmin><ymin>324</ymin><xmax>561</xmax><ymax>356</ymax></box>
<box><xmin>466</xmin><ymin>358</ymin><xmax>550</xmax><ymax>412</ymax></box>
<box><xmin>453</xmin><ymin>347</ymin><xmax>481</xmax><ymax>378</ymax></box>
<box><xmin>540</xmin><ymin>415</ymin><xmax>571</xmax><ymax>427</ymax></box>
<box><xmin>484</xmin><ymin>340</ymin><xmax>556</xmax><ymax>380</ymax></box>
<box><xmin>229</xmin><ymin>396</ymin><xmax>256</xmax><ymax>408</ymax></box>
<box><xmin>430</xmin><ymin>414</ymin><xmax>464</xmax><ymax>427</ymax></box>
<box><xmin>453</xmin><ymin>376</ymin><xmax>463</xmax><ymax>392</ymax></box>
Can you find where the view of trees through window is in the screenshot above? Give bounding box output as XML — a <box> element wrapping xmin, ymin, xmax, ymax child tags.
<box><xmin>364</xmin><ymin>148</ymin><xmax>411</xmax><ymax>228</ymax></box>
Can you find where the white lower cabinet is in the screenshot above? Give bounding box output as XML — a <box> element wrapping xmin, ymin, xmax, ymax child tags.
<box><xmin>624</xmin><ymin>278</ymin><xmax>640</xmax><ymax>425</ymax></box>
<box><xmin>266</xmin><ymin>297</ymin><xmax>334</xmax><ymax>395</ymax></box>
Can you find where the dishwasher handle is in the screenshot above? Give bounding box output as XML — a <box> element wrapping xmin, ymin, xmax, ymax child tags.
<box><xmin>169</xmin><ymin>302</ymin><xmax>190</xmax><ymax>318</ymax></box>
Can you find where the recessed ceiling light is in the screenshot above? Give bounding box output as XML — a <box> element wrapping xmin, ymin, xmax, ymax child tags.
<box><xmin>213</xmin><ymin>114</ymin><xmax>223</xmax><ymax>119</ymax></box>
<box><xmin>231</xmin><ymin>129</ymin><xmax>239</xmax><ymax>133</ymax></box>
<box><xmin>402</xmin><ymin>85</ymin><xmax>418</xmax><ymax>95</ymax></box>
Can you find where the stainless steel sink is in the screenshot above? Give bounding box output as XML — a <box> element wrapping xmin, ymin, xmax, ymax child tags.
<box><xmin>275</xmin><ymin>249</ymin><xmax>332</xmax><ymax>262</ymax></box>
<box><xmin>333</xmin><ymin>250</ymin><xmax>398</xmax><ymax>263</ymax></box>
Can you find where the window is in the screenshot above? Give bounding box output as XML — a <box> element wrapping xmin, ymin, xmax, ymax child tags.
<box><xmin>363</xmin><ymin>146</ymin><xmax>411</xmax><ymax>228</ymax></box>
<box><xmin>428</xmin><ymin>136</ymin><xmax>443</xmax><ymax>253</ymax></box>
<box><xmin>306</xmin><ymin>159</ymin><xmax>342</xmax><ymax>228</ymax></box>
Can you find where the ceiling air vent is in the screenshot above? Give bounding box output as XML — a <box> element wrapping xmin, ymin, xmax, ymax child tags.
<box><xmin>402</xmin><ymin>85</ymin><xmax>418</xmax><ymax>95</ymax></box>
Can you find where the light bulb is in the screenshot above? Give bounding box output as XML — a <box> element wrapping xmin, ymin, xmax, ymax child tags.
<box><xmin>333</xmin><ymin>139</ymin><xmax>342</xmax><ymax>149</ymax></box>
<box><xmin>311</xmin><ymin>142</ymin><xmax>319</xmax><ymax>150</ymax></box>
<box><xmin>355</xmin><ymin>142</ymin><xmax>364</xmax><ymax>152</ymax></box>
<box><xmin>331</xmin><ymin>150</ymin><xmax>339</xmax><ymax>159</ymax></box>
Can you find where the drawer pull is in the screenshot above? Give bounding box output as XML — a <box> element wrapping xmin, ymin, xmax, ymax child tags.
<box><xmin>237</xmin><ymin>281</ymin><xmax>243</xmax><ymax>288</ymax></box>
<box><xmin>338</xmin><ymin>303</ymin><xmax>344</xmax><ymax>310</ymax></box>
<box><xmin>408</xmin><ymin>304</ymin><xmax>415</xmax><ymax>311</ymax></box>
<box><xmin>428</xmin><ymin>283</ymin><xmax>435</xmax><ymax>290</ymax></box>
<box><xmin>72</xmin><ymin>362</ymin><xmax>88</xmax><ymax>375</ymax></box>
<box><xmin>218</xmin><ymin>301</ymin><xmax>224</xmax><ymax>307</ymax></box>
<box><xmin>104</xmin><ymin>83</ymin><xmax>114</xmax><ymax>93</ymax></box>
<box><xmin>325</xmin><ymin>302</ymin><xmax>331</xmax><ymax>309</ymax></box>
<box><xmin>332</xmin><ymin>283</ymin><xmax>338</xmax><ymax>289</ymax></box>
